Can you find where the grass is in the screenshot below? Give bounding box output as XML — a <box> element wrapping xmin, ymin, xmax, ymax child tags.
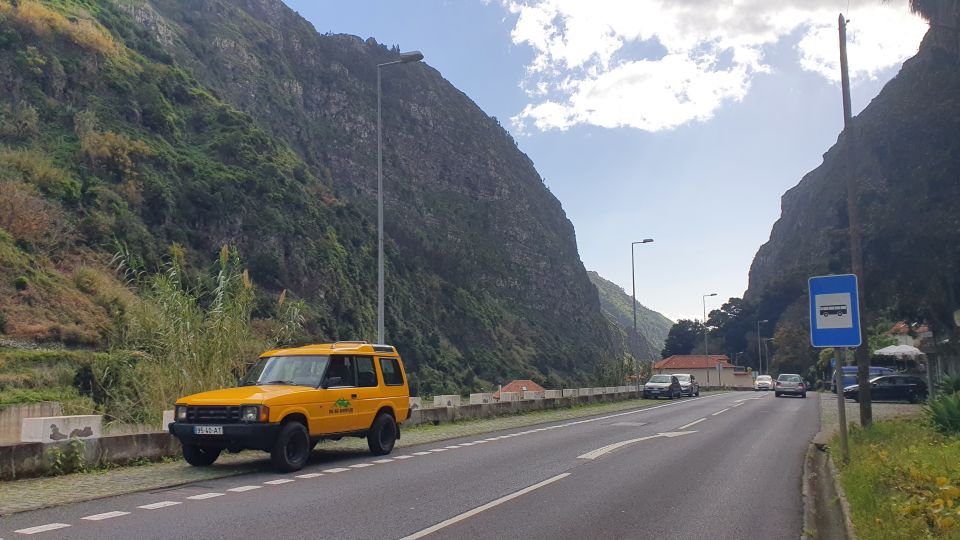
<box><xmin>832</xmin><ymin>419</ymin><xmax>960</xmax><ymax>539</ymax></box>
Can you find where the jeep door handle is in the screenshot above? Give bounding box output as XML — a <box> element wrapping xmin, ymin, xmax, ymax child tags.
<box><xmin>351</xmin><ymin>394</ymin><xmax>357</xmax><ymax>399</ymax></box>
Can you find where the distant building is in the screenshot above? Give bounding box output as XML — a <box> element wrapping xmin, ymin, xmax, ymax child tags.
<box><xmin>888</xmin><ymin>321</ymin><xmax>932</xmax><ymax>349</ymax></box>
<box><xmin>653</xmin><ymin>355</ymin><xmax>750</xmax><ymax>388</ymax></box>
<box><xmin>494</xmin><ymin>379</ymin><xmax>545</xmax><ymax>400</ymax></box>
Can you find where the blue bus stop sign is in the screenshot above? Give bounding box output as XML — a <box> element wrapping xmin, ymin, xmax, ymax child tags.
<box><xmin>809</xmin><ymin>274</ymin><xmax>862</xmax><ymax>348</ymax></box>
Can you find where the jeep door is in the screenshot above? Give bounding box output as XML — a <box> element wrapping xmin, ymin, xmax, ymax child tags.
<box><xmin>351</xmin><ymin>356</ymin><xmax>383</xmax><ymax>430</ymax></box>
<box><xmin>321</xmin><ymin>355</ymin><xmax>359</xmax><ymax>434</ymax></box>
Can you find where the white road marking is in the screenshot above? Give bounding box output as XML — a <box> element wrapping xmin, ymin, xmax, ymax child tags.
<box><xmin>323</xmin><ymin>467</ymin><xmax>350</xmax><ymax>473</ymax></box>
<box><xmin>264</xmin><ymin>479</ymin><xmax>295</xmax><ymax>485</ymax></box>
<box><xmin>484</xmin><ymin>437</ymin><xmax>499</xmax><ymax>441</ymax></box>
<box><xmin>472</xmin><ymin>440</ymin><xmax>489</xmax><ymax>444</ymax></box>
<box><xmin>459</xmin><ymin>442</ymin><xmax>476</xmax><ymax>446</ymax></box>
<box><xmin>186</xmin><ymin>493</ymin><xmax>224</xmax><ymax>500</ymax></box>
<box><xmin>14</xmin><ymin>523</ymin><xmax>71</xmax><ymax>535</ymax></box>
<box><xmin>443</xmin><ymin>445</ymin><xmax>461</xmax><ymax>449</ymax></box>
<box><xmin>227</xmin><ymin>485</ymin><xmax>262</xmax><ymax>492</ymax></box>
<box><xmin>296</xmin><ymin>473</ymin><xmax>324</xmax><ymax>478</ymax></box>
<box><xmin>429</xmin><ymin>448</ymin><xmax>447</xmax><ymax>453</ymax></box>
<box><xmin>138</xmin><ymin>501</ymin><xmax>182</xmax><ymax>510</ymax></box>
<box><xmin>394</xmin><ymin>455</ymin><xmax>414</xmax><ymax>459</ymax></box>
<box><xmin>400</xmin><ymin>473</ymin><xmax>571</xmax><ymax>540</ymax></box>
<box><xmin>712</xmin><ymin>408</ymin><xmax>730</xmax><ymax>416</ymax></box>
<box><xmin>577</xmin><ymin>431</ymin><xmax>697</xmax><ymax>460</ymax></box>
<box><xmin>82</xmin><ymin>511</ymin><xmax>130</xmax><ymax>521</ymax></box>
<box><xmin>349</xmin><ymin>463</ymin><xmax>374</xmax><ymax>468</ymax></box>
<box><xmin>373</xmin><ymin>459</ymin><xmax>394</xmax><ymax>463</ymax></box>
<box><xmin>732</xmin><ymin>403</ymin><xmax>743</xmax><ymax>408</ymax></box>
<box><xmin>679</xmin><ymin>418</ymin><xmax>706</xmax><ymax>430</ymax></box>
<box><xmin>412</xmin><ymin>452</ymin><xmax>432</xmax><ymax>456</ymax></box>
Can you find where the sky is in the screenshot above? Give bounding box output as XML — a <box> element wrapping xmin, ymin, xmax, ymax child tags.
<box><xmin>286</xmin><ymin>0</ymin><xmax>928</xmax><ymax>322</ymax></box>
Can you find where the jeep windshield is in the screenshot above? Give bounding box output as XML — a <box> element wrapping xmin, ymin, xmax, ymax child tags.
<box><xmin>239</xmin><ymin>355</ymin><xmax>329</xmax><ymax>388</ymax></box>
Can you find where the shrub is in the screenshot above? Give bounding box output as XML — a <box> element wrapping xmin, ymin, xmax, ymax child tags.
<box><xmin>14</xmin><ymin>276</ymin><xmax>29</xmax><ymax>290</ymax></box>
<box><xmin>80</xmin><ymin>130</ymin><xmax>151</xmax><ymax>181</ymax></box>
<box><xmin>937</xmin><ymin>375</ymin><xmax>960</xmax><ymax>396</ymax></box>
<box><xmin>0</xmin><ymin>148</ymin><xmax>81</xmax><ymax>203</ymax></box>
<box><xmin>0</xmin><ymin>181</ymin><xmax>73</xmax><ymax>251</ymax></box>
<box><xmin>0</xmin><ymin>1</ymin><xmax>116</xmax><ymax>56</ymax></box>
<box><xmin>927</xmin><ymin>392</ymin><xmax>960</xmax><ymax>435</ymax></box>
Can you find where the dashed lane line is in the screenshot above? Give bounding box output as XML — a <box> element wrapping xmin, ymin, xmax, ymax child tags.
<box><xmin>186</xmin><ymin>493</ymin><xmax>224</xmax><ymax>500</ymax></box>
<box><xmin>226</xmin><ymin>485</ymin><xmax>261</xmax><ymax>492</ymax></box>
<box><xmin>712</xmin><ymin>408</ymin><xmax>730</xmax><ymax>416</ymax></box>
<box><xmin>137</xmin><ymin>501</ymin><xmax>181</xmax><ymax>510</ymax></box>
<box><xmin>678</xmin><ymin>418</ymin><xmax>706</xmax><ymax>430</ymax></box>
<box><xmin>295</xmin><ymin>473</ymin><xmax>324</xmax><ymax>478</ymax></box>
<box><xmin>14</xmin><ymin>523</ymin><xmax>71</xmax><ymax>535</ymax></box>
<box><xmin>412</xmin><ymin>451</ymin><xmax>432</xmax><ymax>456</ymax></box>
<box><xmin>323</xmin><ymin>467</ymin><xmax>350</xmax><ymax>473</ymax></box>
<box><xmin>349</xmin><ymin>463</ymin><xmax>375</xmax><ymax>468</ymax></box>
<box><xmin>81</xmin><ymin>511</ymin><xmax>129</xmax><ymax>521</ymax></box>
<box><xmin>373</xmin><ymin>459</ymin><xmax>394</xmax><ymax>464</ymax></box>
<box><xmin>394</xmin><ymin>455</ymin><xmax>414</xmax><ymax>459</ymax></box>
<box><xmin>264</xmin><ymin>479</ymin><xmax>295</xmax><ymax>485</ymax></box>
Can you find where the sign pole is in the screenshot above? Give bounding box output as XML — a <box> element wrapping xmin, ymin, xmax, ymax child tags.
<box><xmin>835</xmin><ymin>349</ymin><xmax>850</xmax><ymax>463</ymax></box>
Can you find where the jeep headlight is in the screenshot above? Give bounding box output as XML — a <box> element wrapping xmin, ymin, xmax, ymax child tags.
<box><xmin>176</xmin><ymin>405</ymin><xmax>187</xmax><ymax>422</ymax></box>
<box><xmin>241</xmin><ymin>405</ymin><xmax>268</xmax><ymax>422</ymax></box>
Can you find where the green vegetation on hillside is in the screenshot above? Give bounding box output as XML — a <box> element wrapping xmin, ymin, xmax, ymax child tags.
<box><xmin>587</xmin><ymin>271</ymin><xmax>672</xmax><ymax>361</ymax></box>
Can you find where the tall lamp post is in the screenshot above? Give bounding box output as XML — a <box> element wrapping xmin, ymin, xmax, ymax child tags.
<box><xmin>757</xmin><ymin>319</ymin><xmax>769</xmax><ymax>375</ymax></box>
<box><xmin>631</xmin><ymin>239</ymin><xmax>654</xmax><ymax>395</ymax></box>
<box><xmin>376</xmin><ymin>50</ymin><xmax>423</xmax><ymax>344</ymax></box>
<box><xmin>701</xmin><ymin>293</ymin><xmax>717</xmax><ymax>384</ymax></box>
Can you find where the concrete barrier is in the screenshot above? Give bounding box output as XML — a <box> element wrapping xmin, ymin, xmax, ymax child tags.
<box><xmin>469</xmin><ymin>393</ymin><xmax>494</xmax><ymax>405</ymax></box>
<box><xmin>523</xmin><ymin>391</ymin><xmax>544</xmax><ymax>400</ymax></box>
<box><xmin>562</xmin><ymin>388</ymin><xmax>578</xmax><ymax>398</ymax></box>
<box><xmin>161</xmin><ymin>410</ymin><xmax>174</xmax><ymax>431</ymax></box>
<box><xmin>409</xmin><ymin>397</ymin><xmax>422</xmax><ymax>410</ymax></box>
<box><xmin>433</xmin><ymin>395</ymin><xmax>461</xmax><ymax>408</ymax></box>
<box><xmin>0</xmin><ymin>432</ymin><xmax>181</xmax><ymax>481</ymax></box>
<box><xmin>0</xmin><ymin>402</ymin><xmax>62</xmax><ymax>445</ymax></box>
<box><xmin>497</xmin><ymin>392</ymin><xmax>520</xmax><ymax>402</ymax></box>
<box><xmin>21</xmin><ymin>415</ymin><xmax>102</xmax><ymax>443</ymax></box>
<box><xmin>605</xmin><ymin>386</ymin><xmax>616</xmax><ymax>394</ymax></box>
<box><xmin>544</xmin><ymin>390</ymin><xmax>561</xmax><ymax>398</ymax></box>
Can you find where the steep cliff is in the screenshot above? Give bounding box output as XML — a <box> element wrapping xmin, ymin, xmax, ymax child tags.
<box><xmin>0</xmin><ymin>0</ymin><xmax>622</xmax><ymax>393</ymax></box>
<box><xmin>745</xmin><ymin>13</ymin><xmax>960</xmax><ymax>352</ymax></box>
<box><xmin>587</xmin><ymin>271</ymin><xmax>672</xmax><ymax>361</ymax></box>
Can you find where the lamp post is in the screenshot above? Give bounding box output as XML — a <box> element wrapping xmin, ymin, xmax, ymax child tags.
<box><xmin>757</xmin><ymin>319</ymin><xmax>768</xmax><ymax>375</ymax></box>
<box><xmin>631</xmin><ymin>239</ymin><xmax>654</xmax><ymax>395</ymax></box>
<box><xmin>701</xmin><ymin>293</ymin><xmax>717</xmax><ymax>385</ymax></box>
<box><xmin>376</xmin><ymin>50</ymin><xmax>423</xmax><ymax>344</ymax></box>
<box><xmin>763</xmin><ymin>338</ymin><xmax>775</xmax><ymax>373</ymax></box>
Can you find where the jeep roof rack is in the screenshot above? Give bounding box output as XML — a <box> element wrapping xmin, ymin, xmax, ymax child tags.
<box><xmin>331</xmin><ymin>341</ymin><xmax>367</xmax><ymax>350</ymax></box>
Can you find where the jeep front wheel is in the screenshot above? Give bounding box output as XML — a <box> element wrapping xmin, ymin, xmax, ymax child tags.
<box><xmin>182</xmin><ymin>444</ymin><xmax>221</xmax><ymax>467</ymax></box>
<box><xmin>271</xmin><ymin>422</ymin><xmax>310</xmax><ymax>472</ymax></box>
<box><xmin>367</xmin><ymin>413</ymin><xmax>397</xmax><ymax>456</ymax></box>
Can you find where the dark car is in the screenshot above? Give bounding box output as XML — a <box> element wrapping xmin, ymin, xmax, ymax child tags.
<box><xmin>643</xmin><ymin>374</ymin><xmax>682</xmax><ymax>400</ymax></box>
<box><xmin>774</xmin><ymin>373</ymin><xmax>806</xmax><ymax>398</ymax></box>
<box><xmin>843</xmin><ymin>375</ymin><xmax>927</xmax><ymax>403</ymax></box>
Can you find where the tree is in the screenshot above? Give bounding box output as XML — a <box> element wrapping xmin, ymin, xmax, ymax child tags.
<box><xmin>661</xmin><ymin>319</ymin><xmax>703</xmax><ymax>358</ymax></box>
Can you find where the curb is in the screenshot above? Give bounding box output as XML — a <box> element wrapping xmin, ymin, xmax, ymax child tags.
<box><xmin>826</xmin><ymin>452</ymin><xmax>858</xmax><ymax>539</ymax></box>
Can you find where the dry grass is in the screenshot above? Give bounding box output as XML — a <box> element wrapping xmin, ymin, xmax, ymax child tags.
<box><xmin>0</xmin><ymin>0</ymin><xmax>117</xmax><ymax>56</ymax></box>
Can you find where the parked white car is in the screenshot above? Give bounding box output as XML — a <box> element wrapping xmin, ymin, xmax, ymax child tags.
<box><xmin>754</xmin><ymin>375</ymin><xmax>773</xmax><ymax>391</ymax></box>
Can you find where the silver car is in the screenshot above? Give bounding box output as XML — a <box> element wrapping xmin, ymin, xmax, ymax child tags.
<box><xmin>775</xmin><ymin>374</ymin><xmax>807</xmax><ymax>398</ymax></box>
<box><xmin>673</xmin><ymin>373</ymin><xmax>700</xmax><ymax>397</ymax></box>
<box><xmin>754</xmin><ymin>375</ymin><xmax>773</xmax><ymax>391</ymax></box>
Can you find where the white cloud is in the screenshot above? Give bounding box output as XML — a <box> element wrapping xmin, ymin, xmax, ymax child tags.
<box><xmin>504</xmin><ymin>0</ymin><xmax>928</xmax><ymax>132</ymax></box>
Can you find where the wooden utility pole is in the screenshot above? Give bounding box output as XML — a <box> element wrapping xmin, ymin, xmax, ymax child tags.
<box><xmin>839</xmin><ymin>13</ymin><xmax>872</xmax><ymax>427</ymax></box>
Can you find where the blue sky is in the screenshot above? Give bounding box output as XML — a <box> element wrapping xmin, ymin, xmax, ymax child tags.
<box><xmin>287</xmin><ymin>1</ymin><xmax>927</xmax><ymax>321</ymax></box>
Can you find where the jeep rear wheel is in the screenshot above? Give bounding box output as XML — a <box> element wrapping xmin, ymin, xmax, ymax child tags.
<box><xmin>367</xmin><ymin>413</ymin><xmax>397</xmax><ymax>456</ymax></box>
<box><xmin>182</xmin><ymin>444</ymin><xmax>221</xmax><ymax>467</ymax></box>
<box><xmin>271</xmin><ymin>422</ymin><xmax>310</xmax><ymax>472</ymax></box>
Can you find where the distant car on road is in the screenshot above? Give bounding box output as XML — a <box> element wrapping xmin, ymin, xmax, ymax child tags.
<box><xmin>774</xmin><ymin>374</ymin><xmax>806</xmax><ymax>398</ymax></box>
<box><xmin>644</xmin><ymin>374</ymin><xmax>681</xmax><ymax>400</ymax></box>
<box><xmin>843</xmin><ymin>375</ymin><xmax>928</xmax><ymax>403</ymax></box>
<box><xmin>755</xmin><ymin>375</ymin><xmax>773</xmax><ymax>391</ymax></box>
<box><xmin>673</xmin><ymin>373</ymin><xmax>700</xmax><ymax>397</ymax></box>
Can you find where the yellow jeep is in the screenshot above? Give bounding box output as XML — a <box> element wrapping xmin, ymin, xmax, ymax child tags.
<box><xmin>169</xmin><ymin>342</ymin><xmax>410</xmax><ymax>472</ymax></box>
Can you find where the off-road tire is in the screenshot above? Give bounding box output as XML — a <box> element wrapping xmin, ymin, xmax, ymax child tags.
<box><xmin>182</xmin><ymin>444</ymin><xmax>221</xmax><ymax>467</ymax></box>
<box><xmin>368</xmin><ymin>413</ymin><xmax>397</xmax><ymax>455</ymax></box>
<box><xmin>271</xmin><ymin>422</ymin><xmax>310</xmax><ymax>472</ymax></box>
<box><xmin>775</xmin><ymin>392</ymin><xmax>781</xmax><ymax>397</ymax></box>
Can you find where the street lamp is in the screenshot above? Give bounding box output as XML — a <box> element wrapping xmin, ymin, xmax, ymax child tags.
<box><xmin>376</xmin><ymin>50</ymin><xmax>424</xmax><ymax>344</ymax></box>
<box><xmin>631</xmin><ymin>239</ymin><xmax>654</xmax><ymax>395</ymax></box>
<box><xmin>757</xmin><ymin>319</ymin><xmax>769</xmax><ymax>375</ymax></box>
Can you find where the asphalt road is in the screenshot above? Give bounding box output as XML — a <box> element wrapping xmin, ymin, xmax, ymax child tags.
<box><xmin>0</xmin><ymin>391</ymin><xmax>819</xmax><ymax>539</ymax></box>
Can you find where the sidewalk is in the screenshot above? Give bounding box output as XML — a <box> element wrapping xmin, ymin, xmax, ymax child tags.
<box><xmin>0</xmin><ymin>395</ymin><xmax>693</xmax><ymax>515</ymax></box>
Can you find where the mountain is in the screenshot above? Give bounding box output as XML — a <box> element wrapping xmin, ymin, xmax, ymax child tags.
<box><xmin>0</xmin><ymin>0</ymin><xmax>624</xmax><ymax>393</ymax></box>
<box><xmin>741</xmin><ymin>8</ymin><xmax>960</xmax><ymax>370</ymax></box>
<box><xmin>587</xmin><ymin>271</ymin><xmax>673</xmax><ymax>361</ymax></box>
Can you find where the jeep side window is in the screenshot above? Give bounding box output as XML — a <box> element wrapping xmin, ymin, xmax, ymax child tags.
<box><xmin>379</xmin><ymin>358</ymin><xmax>404</xmax><ymax>386</ymax></box>
<box><xmin>356</xmin><ymin>356</ymin><xmax>378</xmax><ymax>387</ymax></box>
<box><xmin>324</xmin><ymin>356</ymin><xmax>356</xmax><ymax>387</ymax></box>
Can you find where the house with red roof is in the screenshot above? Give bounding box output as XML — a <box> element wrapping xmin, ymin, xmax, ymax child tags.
<box><xmin>653</xmin><ymin>355</ymin><xmax>750</xmax><ymax>388</ymax></box>
<box><xmin>494</xmin><ymin>380</ymin><xmax>545</xmax><ymax>400</ymax></box>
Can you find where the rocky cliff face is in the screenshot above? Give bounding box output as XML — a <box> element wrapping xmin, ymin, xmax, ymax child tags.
<box><xmin>587</xmin><ymin>271</ymin><xmax>672</xmax><ymax>361</ymax></box>
<box><xmin>745</xmin><ymin>15</ymin><xmax>960</xmax><ymax>344</ymax></box>
<box><xmin>0</xmin><ymin>0</ymin><xmax>622</xmax><ymax>393</ymax></box>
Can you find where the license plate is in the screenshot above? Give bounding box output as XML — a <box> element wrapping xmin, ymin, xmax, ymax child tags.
<box><xmin>194</xmin><ymin>425</ymin><xmax>223</xmax><ymax>435</ymax></box>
